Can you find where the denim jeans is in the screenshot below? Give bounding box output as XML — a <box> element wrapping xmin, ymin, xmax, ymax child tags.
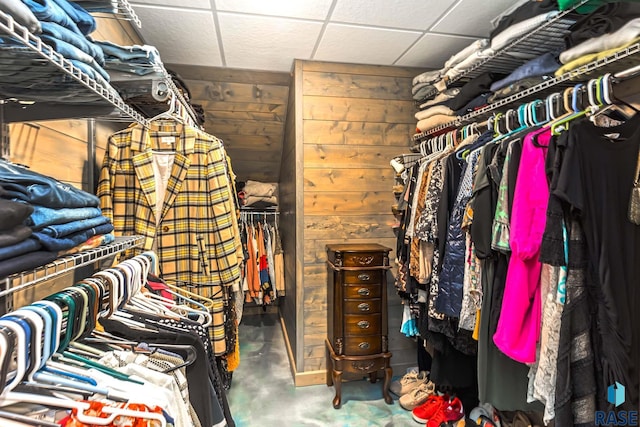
<box><xmin>41</xmin><ymin>22</ymin><xmax>104</xmax><ymax>65</ymax></box>
<box><xmin>40</xmin><ymin>35</ymin><xmax>110</xmax><ymax>81</ymax></box>
<box><xmin>33</xmin><ymin>222</ymin><xmax>113</xmax><ymax>251</ymax></box>
<box><xmin>95</xmin><ymin>41</ymin><xmax>164</xmax><ymax>76</ymax></box>
<box><xmin>0</xmin><ymin>225</ymin><xmax>32</xmax><ymax>248</ymax></box>
<box><xmin>0</xmin><ymin>0</ymin><xmax>41</xmax><ymax>34</ymax></box>
<box><xmin>0</xmin><ymin>199</ymin><xmax>33</xmax><ymax>231</ymax></box>
<box><xmin>40</xmin><ymin>214</ymin><xmax>110</xmax><ymax>238</ymax></box>
<box><xmin>0</xmin><ymin>250</ymin><xmax>57</xmax><ymax>278</ymax></box>
<box><xmin>27</xmin><ymin>205</ymin><xmax>101</xmax><ymax>229</ymax></box>
<box><xmin>0</xmin><ymin>238</ymin><xmax>41</xmax><ymax>262</ymax></box>
<box><xmin>51</xmin><ymin>0</ymin><xmax>96</xmax><ymax>35</ymax></box>
<box><xmin>22</xmin><ymin>0</ymin><xmax>82</xmax><ymax>35</ymax></box>
<box><xmin>0</xmin><ymin>160</ymin><xmax>100</xmax><ymax>209</ymax></box>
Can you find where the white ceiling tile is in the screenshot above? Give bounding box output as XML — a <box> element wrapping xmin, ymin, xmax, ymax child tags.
<box><xmin>215</xmin><ymin>0</ymin><xmax>333</xmax><ymax>20</ymax></box>
<box><xmin>135</xmin><ymin>6</ymin><xmax>222</xmax><ymax>67</ymax></box>
<box><xmin>218</xmin><ymin>13</ymin><xmax>323</xmax><ymax>72</ymax></box>
<box><xmin>131</xmin><ymin>0</ymin><xmax>210</xmax><ymax>9</ymax></box>
<box><xmin>431</xmin><ymin>0</ymin><xmax>515</xmax><ymax>37</ymax></box>
<box><xmin>330</xmin><ymin>0</ymin><xmax>457</xmax><ymax>30</ymax></box>
<box><xmin>314</xmin><ymin>24</ymin><xmax>421</xmax><ymax>66</ymax></box>
<box><xmin>395</xmin><ymin>33</ymin><xmax>476</xmax><ymax>68</ymax></box>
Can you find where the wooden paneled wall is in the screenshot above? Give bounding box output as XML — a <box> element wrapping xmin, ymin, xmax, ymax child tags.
<box><xmin>289</xmin><ymin>60</ymin><xmax>422</xmax><ymax>381</ymax></box>
<box><xmin>278</xmin><ymin>62</ymin><xmax>302</xmax><ymax>374</ymax></box>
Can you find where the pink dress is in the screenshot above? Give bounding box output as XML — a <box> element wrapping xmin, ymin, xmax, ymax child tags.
<box><xmin>493</xmin><ymin>128</ymin><xmax>551</xmax><ymax>364</ymax></box>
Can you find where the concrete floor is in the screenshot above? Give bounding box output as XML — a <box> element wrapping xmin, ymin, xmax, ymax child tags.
<box><xmin>227</xmin><ymin>311</ymin><xmax>418</xmax><ymax>427</ymax></box>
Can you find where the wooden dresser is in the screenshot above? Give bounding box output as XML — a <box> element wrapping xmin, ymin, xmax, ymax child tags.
<box><xmin>325</xmin><ymin>243</ymin><xmax>393</xmax><ymax>409</ymax></box>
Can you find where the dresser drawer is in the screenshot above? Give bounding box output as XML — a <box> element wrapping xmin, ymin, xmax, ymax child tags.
<box><xmin>344</xmin><ymin>284</ymin><xmax>381</xmax><ymax>299</ymax></box>
<box><xmin>344</xmin><ymin>336</ymin><xmax>382</xmax><ymax>355</ymax></box>
<box><xmin>342</xmin><ymin>252</ymin><xmax>385</xmax><ymax>267</ymax></box>
<box><xmin>343</xmin><ymin>270</ymin><xmax>381</xmax><ymax>284</ymax></box>
<box><xmin>344</xmin><ymin>314</ymin><xmax>381</xmax><ymax>336</ymax></box>
<box><xmin>344</xmin><ymin>298</ymin><xmax>381</xmax><ymax>314</ymax></box>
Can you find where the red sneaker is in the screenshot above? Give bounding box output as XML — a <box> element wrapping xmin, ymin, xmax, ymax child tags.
<box><xmin>426</xmin><ymin>397</ymin><xmax>465</xmax><ymax>427</ymax></box>
<box><xmin>412</xmin><ymin>395</ymin><xmax>446</xmax><ymax>423</ymax></box>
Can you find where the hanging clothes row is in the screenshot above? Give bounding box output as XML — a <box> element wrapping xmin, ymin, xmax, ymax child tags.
<box><xmin>238</xmin><ymin>210</ymin><xmax>284</xmax><ymax>313</ymax></box>
<box><xmin>393</xmin><ymin>71</ymin><xmax>640</xmax><ymax>424</ymax></box>
<box><xmin>0</xmin><ymin>251</ymin><xmax>234</xmax><ymax>427</ymax></box>
<box><xmin>97</xmin><ymin>118</ymin><xmax>243</xmax><ymax>359</ymax></box>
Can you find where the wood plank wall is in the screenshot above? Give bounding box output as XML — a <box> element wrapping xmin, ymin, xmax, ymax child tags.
<box><xmin>297</xmin><ymin>61</ymin><xmax>422</xmax><ymax>377</ymax></box>
<box><xmin>278</xmin><ymin>63</ymin><xmax>299</xmax><ymax>370</ymax></box>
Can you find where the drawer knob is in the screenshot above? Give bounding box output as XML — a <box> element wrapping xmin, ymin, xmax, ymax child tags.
<box><xmin>357</xmin><ymin>288</ymin><xmax>370</xmax><ymax>296</ymax></box>
<box><xmin>352</xmin><ymin>360</ymin><xmax>375</xmax><ymax>371</ymax></box>
<box><xmin>357</xmin><ymin>273</ymin><xmax>371</xmax><ymax>281</ymax></box>
<box><xmin>357</xmin><ymin>320</ymin><xmax>370</xmax><ymax>329</ymax></box>
<box><xmin>358</xmin><ymin>303</ymin><xmax>370</xmax><ymax>312</ymax></box>
<box><xmin>358</xmin><ymin>342</ymin><xmax>371</xmax><ymax>350</ymax></box>
<box><xmin>354</xmin><ymin>256</ymin><xmax>374</xmax><ymax>265</ymax></box>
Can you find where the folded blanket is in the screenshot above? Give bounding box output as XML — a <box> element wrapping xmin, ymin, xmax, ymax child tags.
<box><xmin>413</xmin><ymin>69</ymin><xmax>443</xmax><ymax>87</ymax></box>
<box><xmin>419</xmin><ymin>88</ymin><xmax>461</xmax><ymax>110</ymax></box>
<box><xmin>417</xmin><ymin>114</ymin><xmax>459</xmax><ymax>132</ymax></box>
<box><xmin>491</xmin><ymin>11</ymin><xmax>560</xmax><ymax>52</ymax></box>
<box><xmin>560</xmin><ymin>17</ymin><xmax>640</xmax><ymax>64</ymax></box>
<box><xmin>444</xmin><ymin>39</ymin><xmax>489</xmax><ymax>70</ymax></box>
<box><xmin>415</xmin><ymin>105</ymin><xmax>456</xmax><ymax>121</ymax></box>
<box><xmin>243</xmin><ymin>180</ymin><xmax>278</xmax><ymax>198</ymax></box>
<box><xmin>555</xmin><ymin>36</ymin><xmax>640</xmax><ymax>76</ymax></box>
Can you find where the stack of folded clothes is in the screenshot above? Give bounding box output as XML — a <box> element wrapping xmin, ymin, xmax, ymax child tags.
<box><xmin>237</xmin><ymin>180</ymin><xmax>279</xmax><ymax>209</ymax></box>
<box><xmin>413</xmin><ymin>0</ymin><xmax>563</xmax><ymax>108</ymax></box>
<box><xmin>0</xmin><ymin>160</ymin><xmax>114</xmax><ymax>278</ymax></box>
<box><xmin>0</xmin><ymin>0</ymin><xmax>112</xmax><ymax>102</ymax></box>
<box><xmin>556</xmin><ymin>13</ymin><xmax>640</xmax><ymax>76</ymax></box>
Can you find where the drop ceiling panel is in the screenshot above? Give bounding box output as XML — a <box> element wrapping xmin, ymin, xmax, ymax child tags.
<box><xmin>131</xmin><ymin>0</ymin><xmax>210</xmax><ymax>8</ymax></box>
<box><xmin>218</xmin><ymin>13</ymin><xmax>323</xmax><ymax>71</ymax></box>
<box><xmin>430</xmin><ymin>0</ymin><xmax>517</xmax><ymax>37</ymax></box>
<box><xmin>215</xmin><ymin>0</ymin><xmax>333</xmax><ymax>20</ymax></box>
<box><xmin>330</xmin><ymin>0</ymin><xmax>458</xmax><ymax>30</ymax></box>
<box><xmin>134</xmin><ymin>5</ymin><xmax>222</xmax><ymax>67</ymax></box>
<box><xmin>314</xmin><ymin>24</ymin><xmax>422</xmax><ymax>66</ymax></box>
<box><xmin>396</xmin><ymin>33</ymin><xmax>476</xmax><ymax>68</ymax></box>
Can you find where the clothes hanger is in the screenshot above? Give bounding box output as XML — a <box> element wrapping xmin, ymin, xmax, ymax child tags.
<box><xmin>0</xmin><ymin>392</ymin><xmax>167</xmax><ymax>426</ymax></box>
<box><xmin>550</xmin><ymin>84</ymin><xmax>587</xmax><ymax>135</ymax></box>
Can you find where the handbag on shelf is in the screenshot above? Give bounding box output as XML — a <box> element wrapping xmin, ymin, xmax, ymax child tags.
<box><xmin>628</xmin><ymin>147</ymin><xmax>640</xmax><ymax>225</ymax></box>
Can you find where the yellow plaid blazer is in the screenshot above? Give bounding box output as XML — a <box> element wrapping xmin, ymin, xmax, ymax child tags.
<box><xmin>97</xmin><ymin>122</ymin><xmax>243</xmax><ymax>354</ymax></box>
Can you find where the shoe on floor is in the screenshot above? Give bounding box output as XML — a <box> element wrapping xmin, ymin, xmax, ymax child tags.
<box><xmin>399</xmin><ymin>380</ymin><xmax>436</xmax><ymax>410</ymax></box>
<box><xmin>412</xmin><ymin>395</ymin><xmax>446</xmax><ymax>423</ymax></box>
<box><xmin>390</xmin><ymin>370</ymin><xmax>429</xmax><ymax>396</ymax></box>
<box><xmin>426</xmin><ymin>396</ymin><xmax>465</xmax><ymax>427</ymax></box>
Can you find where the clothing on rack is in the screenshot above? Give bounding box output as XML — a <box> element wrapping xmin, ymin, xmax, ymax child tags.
<box><xmin>0</xmin><ymin>251</ymin><xmax>235</xmax><ymax>427</ymax></box>
<box><xmin>239</xmin><ymin>211</ymin><xmax>284</xmax><ymax>307</ymax></box>
<box><xmin>394</xmin><ymin>75</ymin><xmax>640</xmax><ymax>422</ymax></box>
<box><xmin>98</xmin><ymin>119</ymin><xmax>243</xmax><ymax>356</ymax></box>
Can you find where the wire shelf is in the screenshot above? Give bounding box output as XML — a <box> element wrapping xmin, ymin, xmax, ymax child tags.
<box><xmin>412</xmin><ymin>41</ymin><xmax>640</xmax><ymax>145</ymax></box>
<box><xmin>0</xmin><ymin>235</ymin><xmax>144</xmax><ymax>299</ymax></box>
<box><xmin>79</xmin><ymin>0</ymin><xmax>142</xmax><ymax>28</ymax></box>
<box><xmin>0</xmin><ymin>10</ymin><xmax>149</xmax><ymax>125</ymax></box>
<box><xmin>417</xmin><ymin>0</ymin><xmax>588</xmax><ymax>103</ymax></box>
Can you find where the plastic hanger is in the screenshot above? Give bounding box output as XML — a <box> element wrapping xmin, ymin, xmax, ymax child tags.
<box><xmin>0</xmin><ymin>392</ymin><xmax>167</xmax><ymax>426</ymax></box>
<box><xmin>550</xmin><ymin>84</ymin><xmax>587</xmax><ymax>135</ymax></box>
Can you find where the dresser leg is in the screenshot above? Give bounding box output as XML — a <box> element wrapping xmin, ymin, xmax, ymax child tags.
<box><xmin>369</xmin><ymin>371</ymin><xmax>378</xmax><ymax>384</ymax></box>
<box><xmin>332</xmin><ymin>370</ymin><xmax>342</xmax><ymax>409</ymax></box>
<box><xmin>383</xmin><ymin>367</ymin><xmax>393</xmax><ymax>404</ymax></box>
